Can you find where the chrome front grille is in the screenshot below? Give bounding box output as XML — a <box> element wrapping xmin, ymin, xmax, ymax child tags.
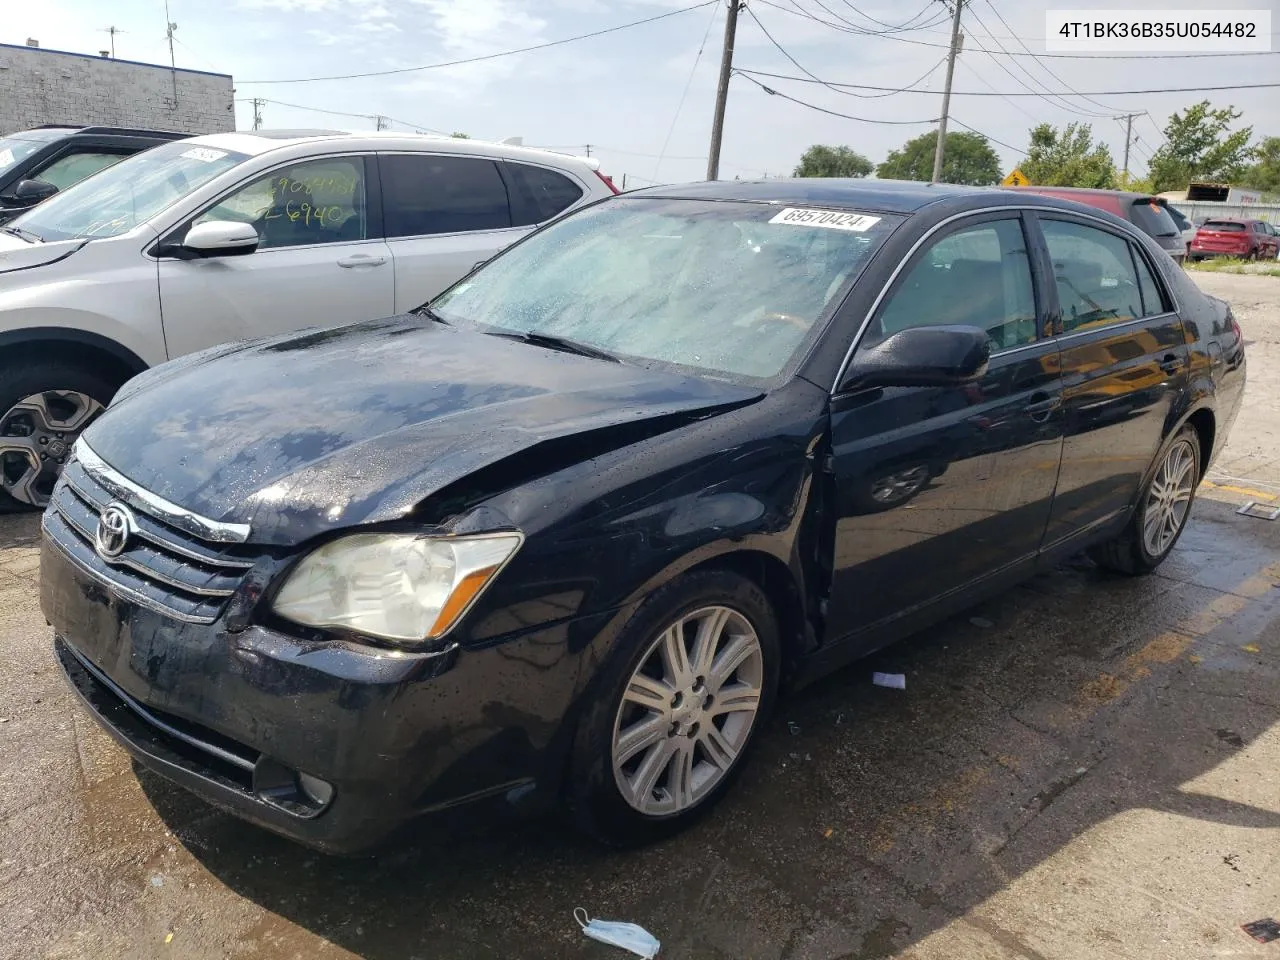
<box><xmin>43</xmin><ymin>448</ymin><xmax>258</xmax><ymax>624</ymax></box>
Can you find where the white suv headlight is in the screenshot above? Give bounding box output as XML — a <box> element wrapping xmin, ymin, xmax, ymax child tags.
<box><xmin>272</xmin><ymin>532</ymin><xmax>523</xmax><ymax>645</ymax></box>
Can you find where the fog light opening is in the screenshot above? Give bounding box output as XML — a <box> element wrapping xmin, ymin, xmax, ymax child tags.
<box><xmin>252</xmin><ymin>756</ymin><xmax>334</xmax><ymax>818</ymax></box>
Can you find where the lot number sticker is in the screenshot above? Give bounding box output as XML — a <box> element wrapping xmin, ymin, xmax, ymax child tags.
<box><xmin>181</xmin><ymin>147</ymin><xmax>227</xmax><ymax>163</ymax></box>
<box><xmin>769</xmin><ymin>208</ymin><xmax>881</xmax><ymax>232</ymax></box>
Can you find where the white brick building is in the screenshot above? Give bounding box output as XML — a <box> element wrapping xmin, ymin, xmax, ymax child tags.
<box><xmin>0</xmin><ymin>42</ymin><xmax>233</xmax><ymax>135</ymax></box>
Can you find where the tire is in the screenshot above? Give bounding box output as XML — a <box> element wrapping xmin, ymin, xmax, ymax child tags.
<box><xmin>1088</xmin><ymin>425</ymin><xmax>1200</xmax><ymax>576</ymax></box>
<box><xmin>0</xmin><ymin>360</ymin><xmax>120</xmax><ymax>510</ymax></box>
<box><xmin>566</xmin><ymin>568</ymin><xmax>781</xmax><ymax>846</ymax></box>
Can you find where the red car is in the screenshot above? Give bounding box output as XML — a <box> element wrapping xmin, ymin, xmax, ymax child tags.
<box><xmin>1189</xmin><ymin>218</ymin><xmax>1280</xmax><ymax>261</ymax></box>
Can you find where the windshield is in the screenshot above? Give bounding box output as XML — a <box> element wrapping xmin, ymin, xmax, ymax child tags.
<box><xmin>9</xmin><ymin>140</ymin><xmax>249</xmax><ymax>242</ymax></box>
<box><xmin>0</xmin><ymin>128</ymin><xmax>74</xmax><ymax>178</ymax></box>
<box><xmin>433</xmin><ymin>197</ymin><xmax>901</xmax><ymax>384</ymax></box>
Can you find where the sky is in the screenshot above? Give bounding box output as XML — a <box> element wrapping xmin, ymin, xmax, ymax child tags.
<box><xmin>5</xmin><ymin>0</ymin><xmax>1278</xmax><ymax>188</ymax></box>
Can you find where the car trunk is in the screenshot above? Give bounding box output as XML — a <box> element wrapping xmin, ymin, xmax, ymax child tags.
<box><xmin>1194</xmin><ymin>222</ymin><xmax>1250</xmax><ymax>254</ymax></box>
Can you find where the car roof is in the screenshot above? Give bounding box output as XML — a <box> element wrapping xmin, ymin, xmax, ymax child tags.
<box><xmin>1201</xmin><ymin>217</ymin><xmax>1258</xmax><ymax>224</ymax></box>
<box><xmin>627</xmin><ymin>178</ymin><xmax>1003</xmax><ymax>214</ymax></box>
<box><xmin>182</xmin><ymin>130</ymin><xmax>601</xmax><ymax>170</ymax></box>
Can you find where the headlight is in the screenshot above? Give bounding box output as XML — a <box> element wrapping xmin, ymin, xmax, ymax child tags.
<box><xmin>272</xmin><ymin>532</ymin><xmax>523</xmax><ymax>645</ymax></box>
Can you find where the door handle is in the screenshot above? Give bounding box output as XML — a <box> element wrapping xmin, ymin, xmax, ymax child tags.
<box><xmin>1159</xmin><ymin>353</ymin><xmax>1184</xmax><ymax>375</ymax></box>
<box><xmin>337</xmin><ymin>255</ymin><xmax>387</xmax><ymax>268</ymax></box>
<box><xmin>1025</xmin><ymin>391</ymin><xmax>1061</xmax><ymax>423</ymax></box>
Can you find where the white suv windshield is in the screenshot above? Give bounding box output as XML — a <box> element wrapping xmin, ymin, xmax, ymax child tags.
<box><xmin>10</xmin><ymin>141</ymin><xmax>249</xmax><ymax>242</ymax></box>
<box><xmin>0</xmin><ymin>129</ymin><xmax>74</xmax><ymax>178</ymax></box>
<box><xmin>434</xmin><ymin>197</ymin><xmax>900</xmax><ymax>384</ymax></box>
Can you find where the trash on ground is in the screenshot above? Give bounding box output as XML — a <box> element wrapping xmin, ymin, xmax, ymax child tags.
<box><xmin>835</xmin><ymin>713</ymin><xmax>845</xmax><ymax>726</ymax></box>
<box><xmin>788</xmin><ymin>721</ymin><xmax>801</xmax><ymax>735</ymax></box>
<box><xmin>575</xmin><ymin>908</ymin><xmax>661</xmax><ymax>959</ymax></box>
<box><xmin>1243</xmin><ymin>644</ymin><xmax>1261</xmax><ymax>653</ymax></box>
<box><xmin>822</xmin><ymin>827</ymin><xmax>834</xmax><ymax>839</ymax></box>
<box><xmin>164</xmin><ymin>933</ymin><xmax>174</xmax><ymax>944</ymax></box>
<box><xmin>1242</xmin><ymin>919</ymin><xmax>1280</xmax><ymax>943</ymax></box>
<box><xmin>872</xmin><ymin>672</ymin><xmax>907</xmax><ymax>690</ymax></box>
<box><xmin>969</xmin><ymin>616</ymin><xmax>994</xmax><ymax>628</ymax></box>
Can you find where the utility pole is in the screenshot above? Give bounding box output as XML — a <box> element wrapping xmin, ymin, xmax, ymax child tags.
<box><xmin>1121</xmin><ymin>112</ymin><xmax>1140</xmax><ymax>180</ymax></box>
<box><xmin>375</xmin><ymin>115</ymin><xmax>389</xmax><ymax>131</ymax></box>
<box><xmin>251</xmin><ymin>98</ymin><xmax>265</xmax><ymax>130</ymax></box>
<box><xmin>931</xmin><ymin>0</ymin><xmax>965</xmax><ymax>184</ymax></box>
<box><xmin>584</xmin><ymin>144</ymin><xmax>592</xmax><ymax>158</ymax></box>
<box><xmin>706</xmin><ymin>0</ymin><xmax>742</xmax><ymax>181</ymax></box>
<box><xmin>164</xmin><ymin>0</ymin><xmax>178</xmax><ymax>108</ymax></box>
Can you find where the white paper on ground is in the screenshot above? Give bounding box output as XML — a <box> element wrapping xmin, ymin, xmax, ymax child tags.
<box><xmin>871</xmin><ymin>672</ymin><xmax>906</xmax><ymax>690</ymax></box>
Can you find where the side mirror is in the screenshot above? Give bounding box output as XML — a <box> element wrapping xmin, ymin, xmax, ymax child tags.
<box><xmin>182</xmin><ymin>220</ymin><xmax>260</xmax><ymax>257</ymax></box>
<box><xmin>841</xmin><ymin>325</ymin><xmax>990</xmax><ymax>391</ymax></box>
<box><xmin>10</xmin><ymin>179</ymin><xmax>59</xmax><ymax>205</ymax></box>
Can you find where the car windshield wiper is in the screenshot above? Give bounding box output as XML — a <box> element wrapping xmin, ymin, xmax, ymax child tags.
<box><xmin>486</xmin><ymin>330</ymin><xmax>620</xmax><ymax>363</ymax></box>
<box><xmin>1</xmin><ymin>225</ymin><xmax>42</xmax><ymax>243</ymax></box>
<box><xmin>413</xmin><ymin>305</ymin><xmax>450</xmax><ymax>325</ymax></box>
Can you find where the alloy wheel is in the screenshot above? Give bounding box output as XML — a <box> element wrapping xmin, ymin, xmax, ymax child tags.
<box><xmin>871</xmin><ymin>465</ymin><xmax>930</xmax><ymax>504</ymax></box>
<box><xmin>1142</xmin><ymin>438</ymin><xmax>1196</xmax><ymax>558</ymax></box>
<box><xmin>611</xmin><ymin>605</ymin><xmax>764</xmax><ymax>817</ymax></box>
<box><xmin>0</xmin><ymin>391</ymin><xmax>103</xmax><ymax>507</ymax></box>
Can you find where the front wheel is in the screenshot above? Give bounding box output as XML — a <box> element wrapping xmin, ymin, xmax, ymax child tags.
<box><xmin>567</xmin><ymin>569</ymin><xmax>780</xmax><ymax>846</ymax></box>
<box><xmin>1089</xmin><ymin>425</ymin><xmax>1200</xmax><ymax>575</ymax></box>
<box><xmin>0</xmin><ymin>361</ymin><xmax>119</xmax><ymax>509</ymax></box>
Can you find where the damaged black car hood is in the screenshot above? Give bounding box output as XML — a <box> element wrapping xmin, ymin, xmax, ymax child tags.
<box><xmin>81</xmin><ymin>317</ymin><xmax>762</xmax><ymax>544</ymax></box>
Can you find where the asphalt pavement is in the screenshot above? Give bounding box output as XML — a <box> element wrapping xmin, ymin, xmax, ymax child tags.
<box><xmin>1</xmin><ymin>272</ymin><xmax>1277</xmax><ymax>960</ymax></box>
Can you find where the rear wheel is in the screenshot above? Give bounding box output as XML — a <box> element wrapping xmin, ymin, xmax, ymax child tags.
<box><xmin>0</xmin><ymin>362</ymin><xmax>118</xmax><ymax>509</ymax></box>
<box><xmin>1089</xmin><ymin>425</ymin><xmax>1199</xmax><ymax>575</ymax></box>
<box><xmin>567</xmin><ymin>570</ymin><xmax>780</xmax><ymax>846</ymax></box>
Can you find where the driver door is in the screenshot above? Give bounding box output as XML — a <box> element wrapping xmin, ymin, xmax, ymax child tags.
<box><xmin>824</xmin><ymin>213</ymin><xmax>1065</xmax><ymax>647</ymax></box>
<box><xmin>156</xmin><ymin>155</ymin><xmax>394</xmax><ymax>359</ymax></box>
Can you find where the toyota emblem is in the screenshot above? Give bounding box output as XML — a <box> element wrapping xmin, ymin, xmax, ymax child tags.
<box><xmin>95</xmin><ymin>502</ymin><xmax>136</xmax><ymax>560</ymax></box>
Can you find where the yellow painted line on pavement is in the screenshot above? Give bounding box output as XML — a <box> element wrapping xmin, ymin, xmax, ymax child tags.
<box><xmin>1201</xmin><ymin>479</ymin><xmax>1278</xmax><ymax>502</ymax></box>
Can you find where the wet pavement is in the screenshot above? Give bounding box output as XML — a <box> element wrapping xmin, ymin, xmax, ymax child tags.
<box><xmin>2</xmin><ymin>272</ymin><xmax>1278</xmax><ymax>959</ymax></box>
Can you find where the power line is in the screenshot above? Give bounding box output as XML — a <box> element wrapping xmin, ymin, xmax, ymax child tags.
<box><xmin>240</xmin><ymin>0</ymin><xmax>716</xmax><ymax>84</ymax></box>
<box><xmin>964</xmin><ymin>4</ymin><xmax>1116</xmax><ymax>120</ymax></box>
<box><xmin>655</xmin><ymin>0</ymin><xmax>721</xmax><ymax>180</ymax></box>
<box><xmin>983</xmin><ymin>0</ymin><xmax>1132</xmax><ymax>117</ymax></box>
<box><xmin>834</xmin><ymin>0</ymin><xmax>936</xmax><ymax>31</ymax></box>
<box><xmin>234</xmin><ymin>97</ymin><xmax>448</xmax><ymax>134</ymax></box>
<box><xmin>746</xmin><ymin>8</ymin><xmax>947</xmax><ymax>99</ymax></box>
<box><xmin>753</xmin><ymin>0</ymin><xmax>1280</xmax><ymax>58</ymax></box>
<box><xmin>948</xmin><ymin>116</ymin><xmax>1022</xmax><ymax>154</ymax></box>
<box><xmin>955</xmin><ymin>59</ymin><xmax>1039</xmax><ymax>123</ymax></box>
<box><xmin>733</xmin><ymin>70</ymin><xmax>937</xmax><ymax>124</ymax></box>
<box><xmin>730</xmin><ymin>70</ymin><xmax>1280</xmax><ymax>97</ymax></box>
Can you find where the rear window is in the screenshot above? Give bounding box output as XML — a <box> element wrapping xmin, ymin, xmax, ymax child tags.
<box><xmin>1203</xmin><ymin>221</ymin><xmax>1246</xmax><ymax>232</ymax></box>
<box><xmin>1128</xmin><ymin>199</ymin><xmax>1179</xmax><ymax>238</ymax></box>
<box><xmin>1166</xmin><ymin>207</ymin><xmax>1191</xmax><ymax>232</ymax></box>
<box><xmin>505</xmin><ymin>162</ymin><xmax>584</xmax><ymax>225</ymax></box>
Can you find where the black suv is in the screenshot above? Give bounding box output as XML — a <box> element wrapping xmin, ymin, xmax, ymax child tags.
<box><xmin>0</xmin><ymin>125</ymin><xmax>188</xmax><ymax>224</ymax></box>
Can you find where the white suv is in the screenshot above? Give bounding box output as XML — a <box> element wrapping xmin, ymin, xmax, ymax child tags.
<box><xmin>0</xmin><ymin>130</ymin><xmax>616</xmax><ymax>506</ymax></box>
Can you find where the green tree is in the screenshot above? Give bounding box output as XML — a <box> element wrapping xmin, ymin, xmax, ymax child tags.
<box><xmin>1146</xmin><ymin>101</ymin><xmax>1254</xmax><ymax>192</ymax></box>
<box><xmin>1240</xmin><ymin>136</ymin><xmax>1280</xmax><ymax>193</ymax></box>
<box><xmin>451</xmin><ymin>131</ymin><xmax>470</xmax><ymax>139</ymax></box>
<box><xmin>793</xmin><ymin>144</ymin><xmax>873</xmax><ymax>178</ymax></box>
<box><xmin>876</xmin><ymin>130</ymin><xmax>1001</xmax><ymax>186</ymax></box>
<box><xmin>1020</xmin><ymin>122</ymin><xmax>1116</xmax><ymax>188</ymax></box>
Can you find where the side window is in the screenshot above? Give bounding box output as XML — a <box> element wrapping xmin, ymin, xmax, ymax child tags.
<box><xmin>32</xmin><ymin>151</ymin><xmax>125</xmax><ymax>190</ymax></box>
<box><xmin>380</xmin><ymin>154</ymin><xmax>511</xmax><ymax>237</ymax></box>
<box><xmin>1130</xmin><ymin>245</ymin><xmax>1168</xmax><ymax>317</ymax></box>
<box><xmin>872</xmin><ymin>218</ymin><xmax>1038</xmax><ymax>350</ymax></box>
<box><xmin>196</xmin><ymin>156</ymin><xmax>367</xmax><ymax>249</ymax></box>
<box><xmin>505</xmin><ymin>162</ymin><xmax>584</xmax><ymax>226</ymax></box>
<box><xmin>1041</xmin><ymin>219</ymin><xmax>1142</xmax><ymax>332</ymax></box>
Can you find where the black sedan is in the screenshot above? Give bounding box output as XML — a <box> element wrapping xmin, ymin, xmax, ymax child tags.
<box><xmin>40</xmin><ymin>179</ymin><xmax>1245</xmax><ymax>852</ymax></box>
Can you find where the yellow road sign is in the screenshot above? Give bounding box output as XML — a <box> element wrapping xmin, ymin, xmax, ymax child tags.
<box><xmin>1002</xmin><ymin>168</ymin><xmax>1030</xmax><ymax>187</ymax></box>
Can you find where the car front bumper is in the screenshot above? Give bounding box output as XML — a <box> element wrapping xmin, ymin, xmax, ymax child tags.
<box><xmin>41</xmin><ymin>536</ymin><xmax>591</xmax><ymax>853</ymax></box>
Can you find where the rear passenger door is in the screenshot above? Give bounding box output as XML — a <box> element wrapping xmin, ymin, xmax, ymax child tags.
<box><xmin>1034</xmin><ymin>214</ymin><xmax>1188</xmax><ymax>549</ymax></box>
<box><xmin>376</xmin><ymin>153</ymin><xmax>529</xmax><ymax>312</ymax></box>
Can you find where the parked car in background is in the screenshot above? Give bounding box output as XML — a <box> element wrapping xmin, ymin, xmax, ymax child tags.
<box><xmin>43</xmin><ymin>179</ymin><xmax>1244</xmax><ymax>853</ymax></box>
<box><xmin>1009</xmin><ymin>186</ymin><xmax>1187</xmax><ymax>263</ymax></box>
<box><xmin>1166</xmin><ymin>206</ymin><xmax>1196</xmax><ymax>248</ymax></box>
<box><xmin>1189</xmin><ymin>218</ymin><xmax>1280</xmax><ymax>261</ymax></box>
<box><xmin>0</xmin><ymin>125</ymin><xmax>187</xmax><ymax>224</ymax></box>
<box><xmin>0</xmin><ymin>130</ymin><xmax>615</xmax><ymax>507</ymax></box>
